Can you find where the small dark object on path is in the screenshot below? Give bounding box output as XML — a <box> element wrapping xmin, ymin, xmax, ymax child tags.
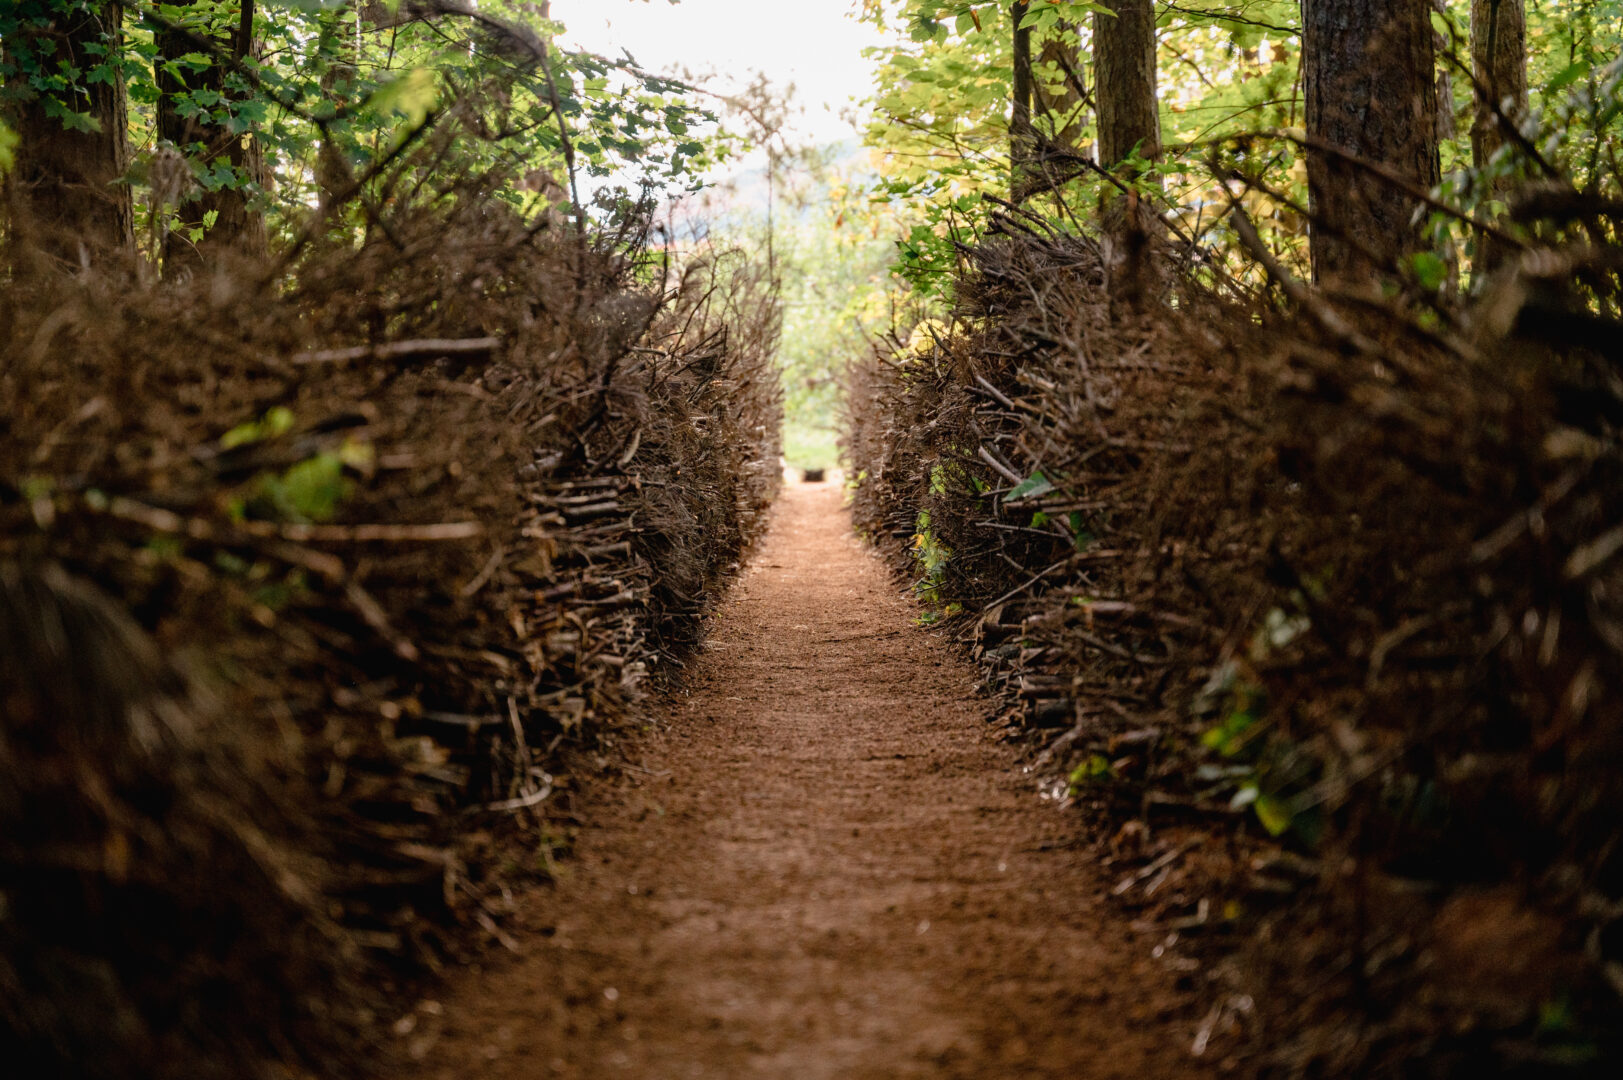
<box><xmin>801</xmin><ymin>468</ymin><xmax>826</xmax><ymax>483</ymax></box>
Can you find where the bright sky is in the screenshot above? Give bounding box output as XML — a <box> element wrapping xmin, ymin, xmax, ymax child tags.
<box><xmin>551</xmin><ymin>0</ymin><xmax>886</xmax><ymax>146</ymax></box>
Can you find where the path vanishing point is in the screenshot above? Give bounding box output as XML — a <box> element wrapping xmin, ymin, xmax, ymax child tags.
<box><xmin>396</xmin><ymin>480</ymin><xmax>1200</xmax><ymax>1080</ymax></box>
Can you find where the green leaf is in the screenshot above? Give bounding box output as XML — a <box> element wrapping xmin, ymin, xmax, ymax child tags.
<box><xmin>1547</xmin><ymin>60</ymin><xmax>1592</xmax><ymax>93</ymax></box>
<box><xmin>58</xmin><ymin>108</ymin><xmax>103</xmax><ymax>134</ymax></box>
<box><xmin>1067</xmin><ymin>753</ymin><xmax>1114</xmax><ymax>792</ymax></box>
<box><xmin>1253</xmin><ymin>794</ymin><xmax>1294</xmax><ymax>837</ymax></box>
<box><xmin>1409</xmin><ymin>250</ymin><xmax>1447</xmax><ymax>291</ymax></box>
<box><xmin>221</xmin><ymin>406</ymin><xmax>295</xmax><ymax>450</ymax></box>
<box><xmin>365</xmin><ymin>67</ymin><xmax>437</xmax><ymax>126</ymax></box>
<box><xmin>1006</xmin><ymin>470</ymin><xmax>1054</xmax><ymax>501</ymax></box>
<box><xmin>1203</xmin><ymin>702</ymin><xmax>1262</xmax><ymax>758</ymax></box>
<box><xmin>260</xmin><ymin>453</ymin><xmax>349</xmax><ymax>524</ymax></box>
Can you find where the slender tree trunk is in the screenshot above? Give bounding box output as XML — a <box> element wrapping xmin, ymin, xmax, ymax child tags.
<box><xmin>155</xmin><ymin>1</ymin><xmax>266</xmax><ymax>270</ymax></box>
<box><xmin>1011</xmin><ymin>1</ymin><xmax>1034</xmax><ymax>191</ymax></box>
<box><xmin>1092</xmin><ymin>0</ymin><xmax>1160</xmax><ymax>312</ymax></box>
<box><xmin>1471</xmin><ymin>0</ymin><xmax>1527</xmax><ymax>272</ymax></box>
<box><xmin>1301</xmin><ymin>0</ymin><xmax>1441</xmax><ymax>283</ymax></box>
<box><xmin>3</xmin><ymin>1</ymin><xmax>133</xmax><ymax>272</ymax></box>
<box><xmin>1036</xmin><ymin>27</ymin><xmax>1086</xmax><ymax>152</ymax></box>
<box><xmin>1092</xmin><ymin>0</ymin><xmax>1159</xmax><ymax>178</ymax></box>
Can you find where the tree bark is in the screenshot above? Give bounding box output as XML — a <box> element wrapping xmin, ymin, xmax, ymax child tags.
<box><xmin>1470</xmin><ymin>0</ymin><xmax>1527</xmax><ymax>272</ymax></box>
<box><xmin>1092</xmin><ymin>0</ymin><xmax>1160</xmax><ymax>312</ymax></box>
<box><xmin>1301</xmin><ymin>0</ymin><xmax>1441</xmax><ymax>283</ymax></box>
<box><xmin>3</xmin><ymin>1</ymin><xmax>134</xmax><ymax>272</ymax></box>
<box><xmin>1035</xmin><ymin>28</ymin><xmax>1086</xmax><ymax>152</ymax></box>
<box><xmin>1010</xmin><ymin>1</ymin><xmax>1034</xmax><ymax>189</ymax></box>
<box><xmin>155</xmin><ymin>1</ymin><xmax>266</xmax><ymax>270</ymax></box>
<box><xmin>1092</xmin><ymin>0</ymin><xmax>1159</xmax><ymax>178</ymax></box>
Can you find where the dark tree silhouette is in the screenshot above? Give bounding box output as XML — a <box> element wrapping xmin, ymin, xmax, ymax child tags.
<box><xmin>1471</xmin><ymin>0</ymin><xmax>1527</xmax><ymax>271</ymax></box>
<box><xmin>3</xmin><ymin>1</ymin><xmax>133</xmax><ymax>271</ymax></box>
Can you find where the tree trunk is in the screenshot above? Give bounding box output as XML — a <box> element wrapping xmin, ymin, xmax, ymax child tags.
<box><xmin>155</xmin><ymin>1</ymin><xmax>266</xmax><ymax>270</ymax></box>
<box><xmin>1092</xmin><ymin>0</ymin><xmax>1160</xmax><ymax>312</ymax></box>
<box><xmin>1301</xmin><ymin>0</ymin><xmax>1440</xmax><ymax>283</ymax></box>
<box><xmin>1092</xmin><ymin>0</ymin><xmax>1159</xmax><ymax>178</ymax></box>
<box><xmin>1010</xmin><ymin>1</ymin><xmax>1034</xmax><ymax>190</ymax></box>
<box><xmin>1035</xmin><ymin>28</ymin><xmax>1086</xmax><ymax>153</ymax></box>
<box><xmin>1470</xmin><ymin>0</ymin><xmax>1527</xmax><ymax>272</ymax></box>
<box><xmin>3</xmin><ymin>1</ymin><xmax>133</xmax><ymax>272</ymax></box>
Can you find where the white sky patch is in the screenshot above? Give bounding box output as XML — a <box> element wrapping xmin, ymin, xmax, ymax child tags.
<box><xmin>551</xmin><ymin>0</ymin><xmax>884</xmax><ymax>147</ymax></box>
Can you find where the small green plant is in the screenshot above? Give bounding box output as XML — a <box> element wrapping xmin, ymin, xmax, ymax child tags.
<box><xmin>910</xmin><ymin>509</ymin><xmax>952</xmax><ymax>605</ymax></box>
<box><xmin>256</xmin><ymin>453</ymin><xmax>349</xmax><ymax>524</ymax></box>
<box><xmin>1201</xmin><ymin>678</ymin><xmax>1267</xmax><ymax>758</ymax></box>
<box><xmin>1066</xmin><ymin>753</ymin><xmax>1114</xmax><ymax>795</ymax></box>
<box><xmin>220</xmin><ymin>405</ymin><xmax>295</xmax><ymax>449</ymax></box>
<box><xmin>1196</xmin><ymin>646</ymin><xmax>1327</xmax><ymax>845</ymax></box>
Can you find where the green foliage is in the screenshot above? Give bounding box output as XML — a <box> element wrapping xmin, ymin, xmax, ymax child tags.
<box><xmin>766</xmin><ymin>144</ymin><xmax>900</xmax><ymax>465</ymax></box>
<box><xmin>220</xmin><ymin>405</ymin><xmax>294</xmax><ymax>449</ymax></box>
<box><xmin>858</xmin><ymin>0</ymin><xmax>1315</xmax><ymax>292</ymax></box>
<box><xmin>218</xmin><ymin>408</ymin><xmax>362</xmax><ymax>524</ymax></box>
<box><xmin>251</xmin><ymin>452</ymin><xmax>349</xmax><ymax>524</ymax></box>
<box><xmin>1408</xmin><ymin>250</ymin><xmax>1449</xmax><ymax>292</ymax></box>
<box><xmin>1195</xmin><ymin>613</ymin><xmax>1328</xmax><ymax>848</ymax></box>
<box><xmin>1005</xmin><ymin>469</ymin><xmax>1054</xmax><ymax>502</ymax></box>
<box><xmin>783</xmin><ymin>426</ymin><xmax>840</xmax><ymax>471</ymax></box>
<box><xmin>910</xmin><ymin>508</ymin><xmax>953</xmax><ymax>605</ymax></box>
<box><xmin>0</xmin><ymin>1</ymin><xmax>735</xmax><ymax>257</ymax></box>
<box><xmin>1066</xmin><ymin>752</ymin><xmax>1114</xmax><ymax>795</ymax></box>
<box><xmin>1</xmin><ymin>1</ymin><xmax>126</xmax><ymax>136</ymax></box>
<box><xmin>863</xmin><ymin>0</ymin><xmax>1623</xmax><ymax>294</ymax></box>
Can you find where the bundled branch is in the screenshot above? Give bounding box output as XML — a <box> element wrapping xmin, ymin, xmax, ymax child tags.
<box><xmin>846</xmin><ymin>173</ymin><xmax>1623</xmax><ymax>1075</ymax></box>
<box><xmin>0</xmin><ymin>163</ymin><xmax>780</xmax><ymax>1077</ymax></box>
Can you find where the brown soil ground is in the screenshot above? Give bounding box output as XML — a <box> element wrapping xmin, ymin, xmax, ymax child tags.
<box><xmin>392</xmin><ymin>481</ymin><xmax>1201</xmax><ymax>1080</ymax></box>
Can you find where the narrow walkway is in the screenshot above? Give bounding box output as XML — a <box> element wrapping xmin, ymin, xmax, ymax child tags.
<box><xmin>398</xmin><ymin>482</ymin><xmax>1197</xmax><ymax>1079</ymax></box>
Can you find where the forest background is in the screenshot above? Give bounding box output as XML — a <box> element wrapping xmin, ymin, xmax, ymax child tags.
<box><xmin>11</xmin><ymin>1</ymin><xmax>1615</xmax><ymax>467</ymax></box>
<box><xmin>6</xmin><ymin>1</ymin><xmax>1623</xmax><ymax>1076</ymax></box>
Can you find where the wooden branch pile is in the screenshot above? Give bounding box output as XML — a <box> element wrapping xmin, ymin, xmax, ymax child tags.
<box><xmin>0</xmin><ymin>186</ymin><xmax>780</xmax><ymax>1078</ymax></box>
<box><xmin>845</xmin><ymin>199</ymin><xmax>1623</xmax><ymax>1071</ymax></box>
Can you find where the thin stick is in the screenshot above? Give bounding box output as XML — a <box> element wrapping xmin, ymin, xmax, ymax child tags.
<box><xmin>293</xmin><ymin>337</ymin><xmax>500</xmax><ymax>365</ymax></box>
<box><xmin>975</xmin><ymin>374</ymin><xmax>1017</xmax><ymax>410</ymax></box>
<box><xmin>978</xmin><ymin>445</ymin><xmax>1024</xmax><ymax>484</ymax></box>
<box><xmin>235</xmin><ymin>519</ymin><xmax>483</xmax><ymax>543</ymax></box>
<box><xmin>987</xmin><ymin>558</ymin><xmax>1069</xmax><ymax>610</ymax></box>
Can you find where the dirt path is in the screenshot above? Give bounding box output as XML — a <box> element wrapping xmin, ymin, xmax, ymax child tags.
<box><xmin>396</xmin><ymin>481</ymin><xmax>1199</xmax><ymax>1080</ymax></box>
